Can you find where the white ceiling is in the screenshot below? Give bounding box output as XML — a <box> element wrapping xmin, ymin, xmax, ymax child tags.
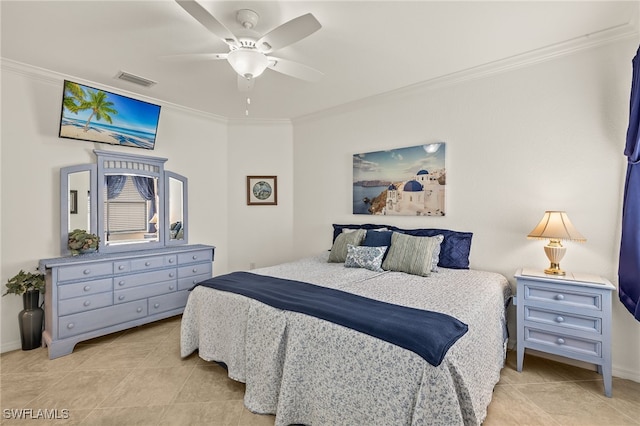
<box><xmin>1</xmin><ymin>1</ymin><xmax>638</xmax><ymax>120</ymax></box>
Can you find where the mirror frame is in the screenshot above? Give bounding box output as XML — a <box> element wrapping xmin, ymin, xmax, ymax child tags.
<box><xmin>164</xmin><ymin>171</ymin><xmax>188</xmax><ymax>246</ymax></box>
<box><xmin>60</xmin><ymin>164</ymin><xmax>97</xmax><ymax>256</ymax></box>
<box><xmin>60</xmin><ymin>150</ymin><xmax>189</xmax><ymax>256</ymax></box>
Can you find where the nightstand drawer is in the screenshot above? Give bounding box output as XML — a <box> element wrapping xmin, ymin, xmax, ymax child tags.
<box><xmin>524</xmin><ymin>284</ymin><xmax>601</xmax><ymax>311</ymax></box>
<box><xmin>524</xmin><ymin>327</ymin><xmax>601</xmax><ymax>358</ymax></box>
<box><xmin>524</xmin><ymin>306</ymin><xmax>601</xmax><ymax>334</ymax></box>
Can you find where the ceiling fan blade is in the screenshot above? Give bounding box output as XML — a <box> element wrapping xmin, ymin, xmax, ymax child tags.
<box><xmin>237</xmin><ymin>75</ymin><xmax>255</xmax><ymax>92</ymax></box>
<box><xmin>159</xmin><ymin>53</ymin><xmax>227</xmax><ymax>62</ymax></box>
<box><xmin>175</xmin><ymin>0</ymin><xmax>238</xmax><ymax>47</ymax></box>
<box><xmin>267</xmin><ymin>57</ymin><xmax>323</xmax><ymax>82</ymax></box>
<box><xmin>256</xmin><ymin>13</ymin><xmax>321</xmax><ymax>53</ymax></box>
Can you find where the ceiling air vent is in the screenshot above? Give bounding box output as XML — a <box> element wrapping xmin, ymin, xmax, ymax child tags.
<box><xmin>115</xmin><ymin>71</ymin><xmax>157</xmax><ymax>88</ymax></box>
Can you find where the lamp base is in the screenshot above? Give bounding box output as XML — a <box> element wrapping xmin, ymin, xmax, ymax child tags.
<box><xmin>543</xmin><ymin>240</ymin><xmax>566</xmax><ymax>276</ymax></box>
<box><xmin>544</xmin><ymin>264</ymin><xmax>566</xmax><ymax>276</ymax></box>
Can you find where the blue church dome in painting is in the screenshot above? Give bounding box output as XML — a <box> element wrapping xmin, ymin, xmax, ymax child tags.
<box><xmin>417</xmin><ymin>169</ymin><xmax>429</xmax><ymax>175</ymax></box>
<box><xmin>403</xmin><ymin>180</ymin><xmax>423</xmax><ymax>191</ymax></box>
<box><xmin>388</xmin><ymin>184</ymin><xmax>396</xmax><ymax>190</ymax></box>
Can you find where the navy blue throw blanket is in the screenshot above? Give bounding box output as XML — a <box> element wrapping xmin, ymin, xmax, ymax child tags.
<box><xmin>196</xmin><ymin>271</ymin><xmax>468</xmax><ymax>366</ymax></box>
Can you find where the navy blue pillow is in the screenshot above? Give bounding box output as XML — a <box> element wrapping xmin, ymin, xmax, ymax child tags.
<box><xmin>362</xmin><ymin>230</ymin><xmax>393</xmax><ymax>247</ymax></box>
<box><xmin>332</xmin><ymin>224</ymin><xmax>472</xmax><ymax>269</ymax></box>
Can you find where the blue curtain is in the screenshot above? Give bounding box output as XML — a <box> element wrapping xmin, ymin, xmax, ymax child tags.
<box><xmin>131</xmin><ymin>176</ymin><xmax>156</xmax><ymax>232</ymax></box>
<box><xmin>105</xmin><ymin>175</ymin><xmax>127</xmax><ymax>199</ymax></box>
<box><xmin>619</xmin><ymin>45</ymin><xmax>640</xmax><ymax>322</ymax></box>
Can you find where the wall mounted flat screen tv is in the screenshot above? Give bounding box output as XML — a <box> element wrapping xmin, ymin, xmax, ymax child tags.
<box><xmin>59</xmin><ymin>80</ymin><xmax>161</xmax><ymax>150</ymax></box>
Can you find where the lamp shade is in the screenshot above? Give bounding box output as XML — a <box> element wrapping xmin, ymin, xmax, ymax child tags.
<box><xmin>227</xmin><ymin>49</ymin><xmax>268</xmax><ymax>79</ymax></box>
<box><xmin>527</xmin><ymin>211</ymin><xmax>586</xmax><ymax>242</ymax></box>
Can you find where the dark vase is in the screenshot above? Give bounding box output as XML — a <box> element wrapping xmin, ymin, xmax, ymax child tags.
<box><xmin>18</xmin><ymin>290</ymin><xmax>44</xmax><ymax>350</ymax></box>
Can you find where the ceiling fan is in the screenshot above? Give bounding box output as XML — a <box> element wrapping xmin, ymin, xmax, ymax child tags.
<box><xmin>175</xmin><ymin>0</ymin><xmax>323</xmax><ymax>92</ymax></box>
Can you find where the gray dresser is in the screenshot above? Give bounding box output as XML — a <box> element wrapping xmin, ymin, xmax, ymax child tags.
<box><xmin>39</xmin><ymin>244</ymin><xmax>214</xmax><ymax>359</ymax></box>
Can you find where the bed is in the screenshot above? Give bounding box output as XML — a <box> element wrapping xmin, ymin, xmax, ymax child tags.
<box><xmin>181</xmin><ymin>225</ymin><xmax>511</xmax><ymax>425</ymax></box>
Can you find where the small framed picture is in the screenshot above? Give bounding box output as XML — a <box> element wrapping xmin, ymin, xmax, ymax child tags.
<box><xmin>247</xmin><ymin>176</ymin><xmax>277</xmax><ymax>205</ymax></box>
<box><xmin>70</xmin><ymin>190</ymin><xmax>78</xmax><ymax>214</ymax></box>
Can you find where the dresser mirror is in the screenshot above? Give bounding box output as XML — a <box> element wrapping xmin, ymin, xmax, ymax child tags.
<box><xmin>60</xmin><ymin>150</ymin><xmax>188</xmax><ymax>255</ymax></box>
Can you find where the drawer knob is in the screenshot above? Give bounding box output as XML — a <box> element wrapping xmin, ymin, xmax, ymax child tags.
<box><xmin>83</xmin><ymin>285</ymin><xmax>91</xmax><ymax>292</ymax></box>
<box><xmin>168</xmin><ymin>258</ymin><xmax>174</xmax><ymax>263</ymax></box>
<box><xmin>145</xmin><ymin>261</ymin><xmax>151</xmax><ymax>266</ymax></box>
<box><xmin>556</xmin><ymin>316</ymin><xmax>565</xmax><ymax>323</ymax></box>
<box><xmin>192</xmin><ymin>279</ymin><xmax>198</xmax><ymax>284</ymax></box>
<box><xmin>67</xmin><ymin>323</ymin><xmax>75</xmax><ymax>329</ymax></box>
<box><xmin>555</xmin><ymin>294</ymin><xmax>565</xmax><ymax>301</ymax></box>
<box><xmin>119</xmin><ymin>295</ymin><xmax>125</xmax><ymax>301</ymax></box>
<box><xmin>557</xmin><ymin>338</ymin><xmax>565</xmax><ymax>345</ymax></box>
<box><xmin>154</xmin><ymin>303</ymin><xmax>160</xmax><ymax>309</ymax></box>
<box><xmin>169</xmin><ymin>272</ymin><xmax>175</xmax><ymax>278</ymax></box>
<box><xmin>118</xmin><ymin>281</ymin><xmax>125</xmax><ymax>286</ymax></box>
<box><xmin>119</xmin><ymin>265</ymin><xmax>125</xmax><ymax>270</ymax></box>
<box><xmin>169</xmin><ymin>285</ymin><xmax>175</xmax><ymax>290</ymax></box>
<box><xmin>192</xmin><ymin>268</ymin><xmax>198</xmax><ymax>273</ymax></box>
<box><xmin>83</xmin><ymin>300</ymin><xmax>91</xmax><ymax>307</ymax></box>
<box><xmin>192</xmin><ymin>255</ymin><xmax>198</xmax><ymax>260</ymax></box>
<box><xmin>83</xmin><ymin>269</ymin><xmax>91</xmax><ymax>275</ymax></box>
<box><xmin>137</xmin><ymin>307</ymin><xmax>143</xmax><ymax>313</ymax></box>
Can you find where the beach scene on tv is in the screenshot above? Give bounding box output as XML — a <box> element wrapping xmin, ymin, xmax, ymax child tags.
<box><xmin>353</xmin><ymin>143</ymin><xmax>446</xmax><ymax>216</ymax></box>
<box><xmin>59</xmin><ymin>81</ymin><xmax>160</xmax><ymax>150</ymax></box>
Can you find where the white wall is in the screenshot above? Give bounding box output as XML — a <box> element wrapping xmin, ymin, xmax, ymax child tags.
<box><xmin>292</xmin><ymin>38</ymin><xmax>640</xmax><ymax>381</ymax></box>
<box><xmin>0</xmin><ymin>62</ymin><xmax>227</xmax><ymax>352</ymax></box>
<box><xmin>227</xmin><ymin>120</ymin><xmax>294</xmax><ymax>272</ymax></box>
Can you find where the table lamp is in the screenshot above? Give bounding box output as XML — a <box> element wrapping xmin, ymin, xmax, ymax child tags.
<box><xmin>527</xmin><ymin>211</ymin><xmax>586</xmax><ymax>276</ymax></box>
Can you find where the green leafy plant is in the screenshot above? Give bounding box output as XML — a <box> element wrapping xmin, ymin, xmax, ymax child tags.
<box><xmin>3</xmin><ymin>269</ymin><xmax>45</xmax><ymax>296</ymax></box>
<box><xmin>68</xmin><ymin>229</ymin><xmax>100</xmax><ymax>256</ymax></box>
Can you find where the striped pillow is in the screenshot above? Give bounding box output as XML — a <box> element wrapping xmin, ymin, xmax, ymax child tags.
<box><xmin>328</xmin><ymin>229</ymin><xmax>366</xmax><ymax>263</ymax></box>
<box><xmin>382</xmin><ymin>232</ymin><xmax>440</xmax><ymax>276</ymax></box>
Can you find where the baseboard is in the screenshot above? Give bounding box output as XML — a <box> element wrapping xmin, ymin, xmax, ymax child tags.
<box><xmin>1</xmin><ymin>340</ymin><xmax>22</xmax><ymax>354</ymax></box>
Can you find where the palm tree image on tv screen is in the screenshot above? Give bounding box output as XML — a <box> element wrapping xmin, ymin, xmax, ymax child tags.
<box><xmin>59</xmin><ymin>80</ymin><xmax>161</xmax><ymax>150</ymax></box>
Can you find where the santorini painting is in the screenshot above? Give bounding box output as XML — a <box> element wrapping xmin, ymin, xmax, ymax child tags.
<box><xmin>353</xmin><ymin>143</ymin><xmax>446</xmax><ymax>216</ymax></box>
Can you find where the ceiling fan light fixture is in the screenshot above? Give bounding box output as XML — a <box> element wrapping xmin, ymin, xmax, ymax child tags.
<box><xmin>227</xmin><ymin>49</ymin><xmax>268</xmax><ymax>79</ymax></box>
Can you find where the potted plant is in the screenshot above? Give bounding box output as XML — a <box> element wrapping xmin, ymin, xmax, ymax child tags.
<box><xmin>68</xmin><ymin>229</ymin><xmax>100</xmax><ymax>256</ymax></box>
<box><xmin>2</xmin><ymin>269</ymin><xmax>45</xmax><ymax>350</ymax></box>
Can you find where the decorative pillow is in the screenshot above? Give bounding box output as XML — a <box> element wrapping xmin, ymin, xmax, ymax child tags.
<box><xmin>381</xmin><ymin>232</ymin><xmax>441</xmax><ymax>277</ymax></box>
<box><xmin>362</xmin><ymin>230</ymin><xmax>393</xmax><ymax>248</ymax></box>
<box><xmin>430</xmin><ymin>234</ymin><xmax>445</xmax><ymax>272</ymax></box>
<box><xmin>344</xmin><ymin>244</ymin><xmax>387</xmax><ymax>272</ymax></box>
<box><xmin>333</xmin><ymin>224</ymin><xmax>473</xmax><ymax>269</ymax></box>
<box><xmin>328</xmin><ymin>229</ymin><xmax>366</xmax><ymax>263</ymax></box>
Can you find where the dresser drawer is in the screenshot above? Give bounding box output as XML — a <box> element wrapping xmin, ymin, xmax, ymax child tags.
<box><xmin>523</xmin><ymin>283</ymin><xmax>601</xmax><ymax>311</ymax></box>
<box><xmin>57</xmin><ymin>262</ymin><xmax>113</xmax><ymax>282</ymax></box>
<box><xmin>114</xmin><ymin>281</ymin><xmax>177</xmax><ymax>304</ymax></box>
<box><xmin>58</xmin><ymin>300</ymin><xmax>147</xmax><ymax>339</ymax></box>
<box><xmin>58</xmin><ymin>277</ymin><xmax>112</xmax><ymax>300</ymax></box>
<box><xmin>114</xmin><ymin>268</ymin><xmax>177</xmax><ymax>290</ymax></box>
<box><xmin>178</xmin><ymin>263</ymin><xmax>212</xmax><ymax>279</ymax></box>
<box><xmin>58</xmin><ymin>292</ymin><xmax>113</xmax><ymax>316</ymax></box>
<box><xmin>524</xmin><ymin>327</ymin><xmax>601</xmax><ymax>358</ymax></box>
<box><xmin>524</xmin><ymin>306</ymin><xmax>601</xmax><ymax>334</ymax></box>
<box><xmin>178</xmin><ymin>249</ymin><xmax>212</xmax><ymax>265</ymax></box>
<box><xmin>148</xmin><ymin>290</ymin><xmax>189</xmax><ymax>315</ymax></box>
<box><xmin>178</xmin><ymin>274</ymin><xmax>211</xmax><ymax>291</ymax></box>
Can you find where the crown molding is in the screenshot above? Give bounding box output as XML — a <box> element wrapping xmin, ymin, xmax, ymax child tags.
<box><xmin>0</xmin><ymin>58</ymin><xmax>227</xmax><ymax>123</ymax></box>
<box><xmin>293</xmin><ymin>19</ymin><xmax>640</xmax><ymax>125</ymax></box>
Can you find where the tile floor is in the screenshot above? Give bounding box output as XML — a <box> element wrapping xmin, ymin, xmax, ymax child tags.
<box><xmin>1</xmin><ymin>316</ymin><xmax>638</xmax><ymax>425</ymax></box>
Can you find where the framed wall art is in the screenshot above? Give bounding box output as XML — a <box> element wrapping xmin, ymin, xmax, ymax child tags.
<box><xmin>59</xmin><ymin>80</ymin><xmax>161</xmax><ymax>150</ymax></box>
<box><xmin>247</xmin><ymin>176</ymin><xmax>278</xmax><ymax>206</ymax></box>
<box><xmin>353</xmin><ymin>143</ymin><xmax>446</xmax><ymax>216</ymax></box>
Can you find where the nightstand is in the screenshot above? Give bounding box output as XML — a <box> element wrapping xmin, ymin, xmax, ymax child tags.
<box><xmin>514</xmin><ymin>268</ymin><xmax>615</xmax><ymax>397</ymax></box>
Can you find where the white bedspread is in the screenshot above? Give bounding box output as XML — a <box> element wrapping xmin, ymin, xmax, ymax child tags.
<box><xmin>181</xmin><ymin>253</ymin><xmax>511</xmax><ymax>425</ymax></box>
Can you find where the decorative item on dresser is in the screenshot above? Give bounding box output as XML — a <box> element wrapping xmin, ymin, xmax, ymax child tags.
<box><xmin>40</xmin><ymin>244</ymin><xmax>214</xmax><ymax>359</ymax></box>
<box><xmin>514</xmin><ymin>268</ymin><xmax>615</xmax><ymax>397</ymax></box>
<box><xmin>40</xmin><ymin>149</ymin><xmax>215</xmax><ymax>359</ymax></box>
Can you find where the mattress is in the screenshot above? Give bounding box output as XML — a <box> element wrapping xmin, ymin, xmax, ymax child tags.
<box><xmin>181</xmin><ymin>252</ymin><xmax>511</xmax><ymax>425</ymax></box>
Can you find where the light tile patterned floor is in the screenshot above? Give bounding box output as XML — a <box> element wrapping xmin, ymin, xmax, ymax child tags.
<box><xmin>1</xmin><ymin>316</ymin><xmax>638</xmax><ymax>425</ymax></box>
